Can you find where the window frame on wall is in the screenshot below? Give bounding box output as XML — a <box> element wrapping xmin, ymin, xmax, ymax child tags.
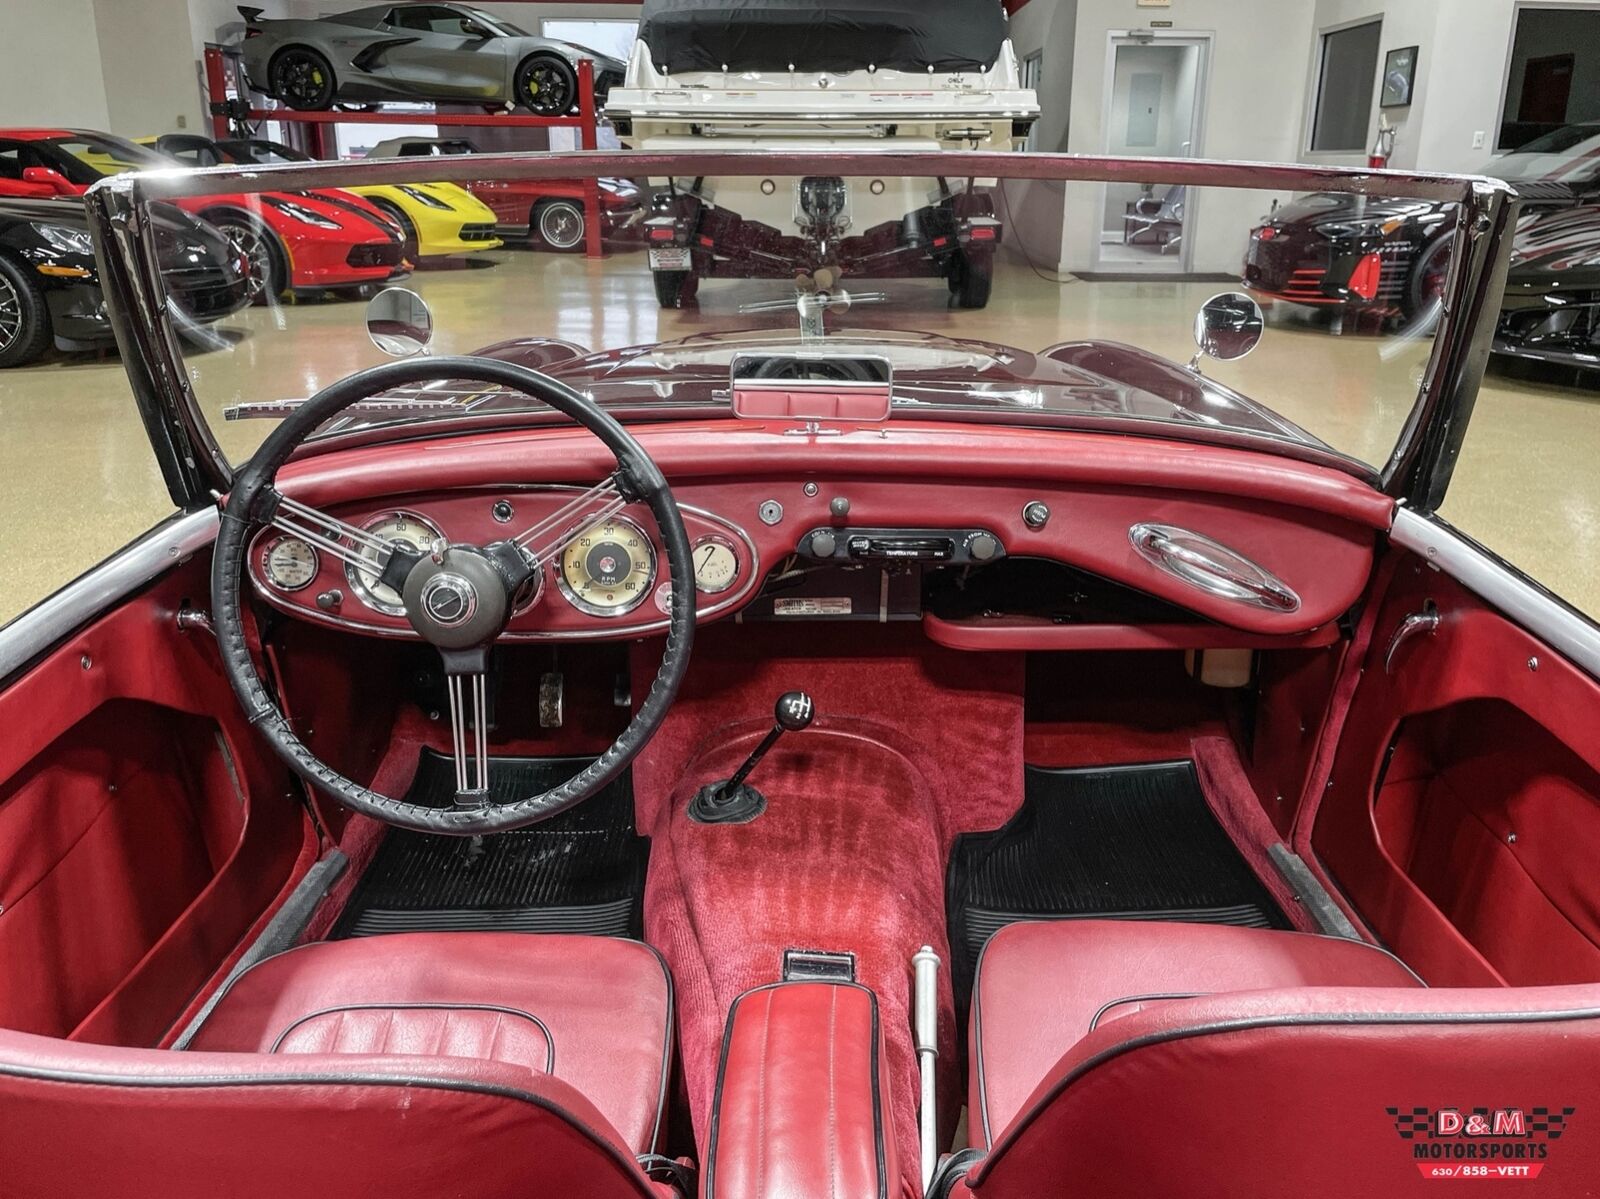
<box><xmin>1495</xmin><ymin>1</ymin><xmax>1600</xmax><ymax>151</ymax></box>
<box><xmin>1020</xmin><ymin>51</ymin><xmax>1043</xmax><ymax>151</ymax></box>
<box><xmin>1306</xmin><ymin>16</ymin><xmax>1383</xmax><ymax>154</ymax></box>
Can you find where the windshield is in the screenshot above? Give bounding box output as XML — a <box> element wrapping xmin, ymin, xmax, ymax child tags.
<box><xmin>37</xmin><ymin>133</ymin><xmax>170</xmax><ymax>186</ymax></box>
<box><xmin>105</xmin><ymin>150</ymin><xmax>1488</xmax><ymax>478</ymax></box>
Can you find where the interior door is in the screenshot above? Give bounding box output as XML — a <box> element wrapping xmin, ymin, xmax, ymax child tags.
<box><xmin>379</xmin><ymin>5</ymin><xmax>503</xmax><ymax>99</ymax></box>
<box><xmin>1093</xmin><ymin>33</ymin><xmax>1209</xmax><ymax>273</ymax></box>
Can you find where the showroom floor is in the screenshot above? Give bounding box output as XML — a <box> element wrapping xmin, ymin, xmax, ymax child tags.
<box><xmin>0</xmin><ymin>246</ymin><xmax>1596</xmax><ymax>623</ymax></box>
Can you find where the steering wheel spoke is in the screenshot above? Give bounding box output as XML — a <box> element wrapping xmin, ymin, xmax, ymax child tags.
<box><xmin>263</xmin><ymin>491</ymin><xmax>399</xmax><ymax>577</ymax></box>
<box><xmin>513</xmin><ymin>471</ymin><xmax>630</xmax><ymax>568</ymax></box>
<box><xmin>443</xmin><ymin>658</ymin><xmax>491</xmax><ymax>805</ymax></box>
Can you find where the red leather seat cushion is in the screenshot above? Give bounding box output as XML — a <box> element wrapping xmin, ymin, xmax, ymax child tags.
<box><xmin>969</xmin><ymin>920</ymin><xmax>1421</xmax><ymax>1144</ymax></box>
<box><xmin>188</xmin><ymin>932</ymin><xmax>672</xmax><ymax>1154</ymax></box>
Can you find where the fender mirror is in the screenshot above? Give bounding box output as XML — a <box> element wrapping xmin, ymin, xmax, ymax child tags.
<box><xmin>365</xmin><ymin>287</ymin><xmax>434</xmax><ymax>357</ymax></box>
<box><xmin>1190</xmin><ymin>291</ymin><xmax>1264</xmax><ymax>372</ymax></box>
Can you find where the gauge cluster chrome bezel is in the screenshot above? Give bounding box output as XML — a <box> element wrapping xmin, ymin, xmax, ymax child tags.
<box><xmin>243</xmin><ymin>490</ymin><xmax>759</xmax><ymax>641</ymax></box>
<box><xmin>554</xmin><ymin>515</ymin><xmax>658</xmax><ymax>618</ymax></box>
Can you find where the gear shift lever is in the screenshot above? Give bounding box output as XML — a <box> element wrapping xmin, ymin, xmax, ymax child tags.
<box><xmin>688</xmin><ymin>691</ymin><xmax>814</xmax><ymax>824</ymax></box>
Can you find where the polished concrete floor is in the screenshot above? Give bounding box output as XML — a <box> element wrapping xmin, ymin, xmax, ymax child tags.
<box><xmin>1</xmin><ymin>246</ymin><xmax>1597</xmax><ymax>623</ymax></box>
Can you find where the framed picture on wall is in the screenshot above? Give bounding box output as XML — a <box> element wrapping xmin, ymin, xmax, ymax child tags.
<box><xmin>1380</xmin><ymin>45</ymin><xmax>1418</xmax><ymax>107</ymax></box>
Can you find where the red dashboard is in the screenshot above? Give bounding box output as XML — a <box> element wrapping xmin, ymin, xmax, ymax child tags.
<box><xmin>251</xmin><ymin>420</ymin><xmax>1393</xmax><ymax>647</ymax></box>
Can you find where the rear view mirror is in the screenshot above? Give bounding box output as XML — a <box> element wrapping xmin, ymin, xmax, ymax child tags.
<box><xmin>730</xmin><ymin>352</ymin><xmax>892</xmax><ymax>422</ymax></box>
<box><xmin>365</xmin><ymin>287</ymin><xmax>433</xmax><ymax>357</ymax></box>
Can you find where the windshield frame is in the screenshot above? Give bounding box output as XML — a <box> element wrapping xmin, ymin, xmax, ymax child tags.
<box><xmin>81</xmin><ymin>148</ymin><xmax>1518</xmax><ymax>512</ymax></box>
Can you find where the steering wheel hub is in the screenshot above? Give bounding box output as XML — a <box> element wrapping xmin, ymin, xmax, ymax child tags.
<box><xmin>403</xmin><ymin>547</ymin><xmax>510</xmax><ymax>649</ymax></box>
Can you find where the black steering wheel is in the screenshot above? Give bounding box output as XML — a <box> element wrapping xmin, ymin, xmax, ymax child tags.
<box><xmin>211</xmin><ymin>356</ymin><xmax>696</xmax><ymax>835</ymax></box>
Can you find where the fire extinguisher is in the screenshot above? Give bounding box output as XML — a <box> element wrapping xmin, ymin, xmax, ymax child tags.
<box><xmin>1369</xmin><ymin>113</ymin><xmax>1396</xmax><ymax>169</ymax></box>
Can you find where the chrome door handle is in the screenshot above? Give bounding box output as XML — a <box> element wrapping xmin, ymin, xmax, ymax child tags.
<box><xmin>1384</xmin><ymin>603</ymin><xmax>1440</xmax><ymax>674</ymax></box>
<box><xmin>1128</xmin><ymin>523</ymin><xmax>1301</xmax><ymax>613</ymax></box>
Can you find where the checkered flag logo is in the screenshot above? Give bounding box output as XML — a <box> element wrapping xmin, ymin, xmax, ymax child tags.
<box><xmin>1530</xmin><ymin>1107</ymin><xmax>1577</xmax><ymax>1140</ymax></box>
<box><xmin>1387</xmin><ymin>1107</ymin><xmax>1433</xmax><ymax>1140</ymax></box>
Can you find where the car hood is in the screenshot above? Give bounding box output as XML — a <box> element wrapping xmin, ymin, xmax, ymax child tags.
<box><xmin>425</xmin><ymin>328</ymin><xmax>1328</xmax><ymax>448</ymax></box>
<box><xmin>1260</xmin><ymin>193</ymin><xmax>1443</xmax><ymax>229</ymax></box>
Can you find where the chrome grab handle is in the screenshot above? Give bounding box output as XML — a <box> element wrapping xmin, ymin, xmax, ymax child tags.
<box><xmin>1128</xmin><ymin>523</ymin><xmax>1301</xmax><ymax>613</ymax></box>
<box><xmin>1384</xmin><ymin>602</ymin><xmax>1440</xmax><ymax>674</ymax></box>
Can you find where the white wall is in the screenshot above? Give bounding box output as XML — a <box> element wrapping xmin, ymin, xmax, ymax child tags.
<box><xmin>1008</xmin><ymin>0</ymin><xmax>1077</xmax><ymax>154</ymax></box>
<box><xmin>1060</xmin><ymin>0</ymin><xmax>1318</xmax><ymax>273</ymax></box>
<box><xmin>0</xmin><ymin>0</ymin><xmax>111</xmax><ymax>129</ymax></box>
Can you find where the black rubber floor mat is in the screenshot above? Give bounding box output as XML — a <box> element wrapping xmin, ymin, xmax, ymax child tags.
<box><xmin>332</xmin><ymin>750</ymin><xmax>648</xmax><ymax>939</ymax></box>
<box><xmin>946</xmin><ymin>760</ymin><xmax>1288</xmax><ymax>1000</ymax></box>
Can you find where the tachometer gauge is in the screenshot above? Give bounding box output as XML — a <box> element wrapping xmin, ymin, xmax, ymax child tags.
<box><xmin>260</xmin><ymin>535</ymin><xmax>319</xmax><ymax>592</ymax></box>
<box><xmin>345</xmin><ymin>510</ymin><xmax>443</xmax><ymax>616</ymax></box>
<box><xmin>557</xmin><ymin>516</ymin><xmax>656</xmax><ymax>616</ymax></box>
<box><xmin>692</xmin><ymin>534</ymin><xmax>739</xmax><ymax>594</ymax></box>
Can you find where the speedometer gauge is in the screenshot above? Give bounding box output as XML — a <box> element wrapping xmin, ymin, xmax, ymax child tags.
<box><xmin>557</xmin><ymin>517</ymin><xmax>656</xmax><ymax>616</ymax></box>
<box><xmin>260</xmin><ymin>535</ymin><xmax>319</xmax><ymax>592</ymax></box>
<box><xmin>345</xmin><ymin>510</ymin><xmax>443</xmax><ymax>616</ymax></box>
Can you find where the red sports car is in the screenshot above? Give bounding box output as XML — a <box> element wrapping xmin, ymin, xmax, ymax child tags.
<box><xmin>0</xmin><ymin>128</ymin><xmax>408</xmax><ymax>301</ymax></box>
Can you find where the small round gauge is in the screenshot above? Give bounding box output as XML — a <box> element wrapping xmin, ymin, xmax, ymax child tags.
<box><xmin>345</xmin><ymin>510</ymin><xmax>443</xmax><ymax>616</ymax></box>
<box><xmin>260</xmin><ymin>535</ymin><xmax>319</xmax><ymax>592</ymax></box>
<box><xmin>692</xmin><ymin>534</ymin><xmax>739</xmax><ymax>594</ymax></box>
<box><xmin>558</xmin><ymin>516</ymin><xmax>656</xmax><ymax>617</ymax></box>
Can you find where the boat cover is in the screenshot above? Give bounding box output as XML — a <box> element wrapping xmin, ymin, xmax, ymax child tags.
<box><xmin>637</xmin><ymin>0</ymin><xmax>1007</xmax><ymax>74</ymax></box>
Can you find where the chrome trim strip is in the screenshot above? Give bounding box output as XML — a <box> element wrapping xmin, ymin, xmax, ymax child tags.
<box><xmin>0</xmin><ymin>508</ymin><xmax>219</xmax><ymax>683</ymax></box>
<box><xmin>101</xmin><ymin>148</ymin><xmax>1497</xmax><ymax>206</ymax></box>
<box><xmin>1390</xmin><ymin>506</ymin><xmax>1600</xmax><ymax>680</ymax></box>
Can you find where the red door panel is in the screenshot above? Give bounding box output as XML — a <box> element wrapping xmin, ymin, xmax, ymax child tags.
<box><xmin>0</xmin><ymin>559</ymin><xmax>313</xmax><ymax>1045</ymax></box>
<box><xmin>1309</xmin><ymin>550</ymin><xmax>1600</xmax><ymax>986</ymax></box>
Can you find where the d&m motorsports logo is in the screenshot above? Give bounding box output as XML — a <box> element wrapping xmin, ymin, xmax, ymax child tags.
<box><xmin>1387</xmin><ymin>1106</ymin><xmax>1576</xmax><ymax>1181</ymax></box>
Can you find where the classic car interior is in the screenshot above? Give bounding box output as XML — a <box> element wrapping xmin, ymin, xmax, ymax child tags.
<box><xmin>1</xmin><ymin>150</ymin><xmax>1597</xmax><ymax>1197</ymax></box>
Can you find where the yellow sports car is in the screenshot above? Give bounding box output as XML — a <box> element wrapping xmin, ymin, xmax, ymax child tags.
<box><xmin>342</xmin><ymin>180</ymin><xmax>503</xmax><ymax>261</ymax></box>
<box><xmin>146</xmin><ymin>135</ymin><xmax>504</xmax><ymax>262</ymax></box>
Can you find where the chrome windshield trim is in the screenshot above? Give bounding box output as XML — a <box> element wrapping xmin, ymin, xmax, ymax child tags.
<box><xmin>95</xmin><ymin>149</ymin><xmax>1500</xmax><ymax>205</ymax></box>
<box><xmin>0</xmin><ymin>508</ymin><xmax>218</xmax><ymax>684</ymax></box>
<box><xmin>1390</xmin><ymin>506</ymin><xmax>1600</xmax><ymax>681</ymax></box>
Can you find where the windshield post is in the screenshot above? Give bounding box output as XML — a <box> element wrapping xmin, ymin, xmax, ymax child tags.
<box><xmin>1380</xmin><ymin>179</ymin><xmax>1520</xmax><ymax>512</ymax></box>
<box><xmin>84</xmin><ymin>179</ymin><xmax>233</xmax><ymax>505</ymax></box>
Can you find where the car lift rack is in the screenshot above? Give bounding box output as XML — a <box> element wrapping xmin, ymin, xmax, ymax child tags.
<box><xmin>202</xmin><ymin>44</ymin><xmax>605</xmax><ymax>256</ymax></box>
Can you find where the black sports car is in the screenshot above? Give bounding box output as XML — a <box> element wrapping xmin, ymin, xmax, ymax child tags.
<box><xmin>1243</xmin><ymin>123</ymin><xmax>1600</xmax><ymax>372</ymax></box>
<box><xmin>0</xmin><ymin>196</ymin><xmax>250</xmax><ymax>368</ymax></box>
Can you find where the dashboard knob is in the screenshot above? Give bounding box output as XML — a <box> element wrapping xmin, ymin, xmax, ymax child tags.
<box><xmin>1023</xmin><ymin>501</ymin><xmax>1051</xmax><ymax>530</ymax></box>
<box><xmin>809</xmin><ymin>530</ymin><xmax>837</xmax><ymax>557</ymax></box>
<box><xmin>968</xmin><ymin>532</ymin><xmax>999</xmax><ymax>562</ymax></box>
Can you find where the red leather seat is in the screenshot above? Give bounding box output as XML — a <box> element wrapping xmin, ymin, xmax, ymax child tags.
<box><xmin>961</xmin><ymin>921</ymin><xmax>1600</xmax><ymax>1197</ymax></box>
<box><xmin>969</xmin><ymin>920</ymin><xmax>1420</xmax><ymax>1144</ymax></box>
<box><xmin>0</xmin><ymin>932</ymin><xmax>676</xmax><ymax>1198</ymax></box>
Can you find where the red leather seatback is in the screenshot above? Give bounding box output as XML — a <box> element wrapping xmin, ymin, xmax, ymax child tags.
<box><xmin>0</xmin><ymin>1028</ymin><xmax>665</xmax><ymax>1199</ymax></box>
<box><xmin>967</xmin><ymin>985</ymin><xmax>1600</xmax><ymax>1198</ymax></box>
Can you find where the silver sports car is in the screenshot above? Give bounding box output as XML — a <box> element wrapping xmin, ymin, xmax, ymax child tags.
<box><xmin>237</xmin><ymin>4</ymin><xmax>625</xmax><ymax>116</ymax></box>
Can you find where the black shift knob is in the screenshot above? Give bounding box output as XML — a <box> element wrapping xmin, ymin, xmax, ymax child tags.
<box><xmin>775</xmin><ymin>691</ymin><xmax>815</xmax><ymax>732</ymax></box>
